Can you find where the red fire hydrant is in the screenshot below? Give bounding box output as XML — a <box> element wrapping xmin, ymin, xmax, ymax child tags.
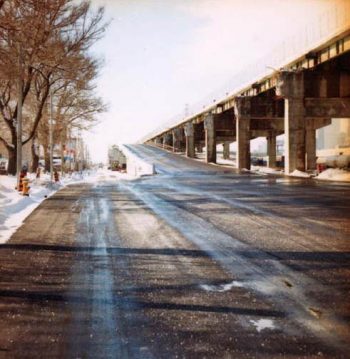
<box><xmin>17</xmin><ymin>169</ymin><xmax>27</xmax><ymax>192</ymax></box>
<box><xmin>22</xmin><ymin>177</ymin><xmax>30</xmax><ymax>196</ymax></box>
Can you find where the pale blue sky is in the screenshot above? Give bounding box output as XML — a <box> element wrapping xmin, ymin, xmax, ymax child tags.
<box><xmin>86</xmin><ymin>0</ymin><xmax>338</xmax><ymax>162</ymax></box>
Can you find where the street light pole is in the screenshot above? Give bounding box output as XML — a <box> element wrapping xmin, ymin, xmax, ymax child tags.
<box><xmin>16</xmin><ymin>45</ymin><xmax>23</xmax><ymax>188</ymax></box>
<box><xmin>49</xmin><ymin>89</ymin><xmax>54</xmax><ymax>182</ymax></box>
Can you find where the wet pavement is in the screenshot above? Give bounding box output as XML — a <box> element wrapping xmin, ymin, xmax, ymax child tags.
<box><xmin>0</xmin><ymin>144</ymin><xmax>349</xmax><ymax>358</ymax></box>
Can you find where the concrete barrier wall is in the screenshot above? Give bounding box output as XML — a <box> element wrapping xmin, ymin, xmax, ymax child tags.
<box><xmin>120</xmin><ymin>145</ymin><xmax>155</xmax><ymax>177</ymax></box>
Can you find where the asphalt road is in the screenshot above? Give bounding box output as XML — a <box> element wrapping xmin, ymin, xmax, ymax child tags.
<box><xmin>0</xmin><ymin>144</ymin><xmax>349</xmax><ymax>358</ymax></box>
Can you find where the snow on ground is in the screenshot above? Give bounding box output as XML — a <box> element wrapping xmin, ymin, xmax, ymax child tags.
<box><xmin>251</xmin><ymin>166</ymin><xmax>283</xmax><ymax>175</ymax></box>
<box><xmin>250</xmin><ymin>319</ymin><xmax>276</xmax><ymax>332</ymax></box>
<box><xmin>288</xmin><ymin>169</ymin><xmax>311</xmax><ymax>178</ymax></box>
<box><xmin>316</xmin><ymin>168</ymin><xmax>350</xmax><ymax>182</ymax></box>
<box><xmin>173</xmin><ymin>148</ymin><xmax>350</xmax><ymax>183</ymax></box>
<box><xmin>216</xmin><ymin>157</ymin><xmax>236</xmax><ymax>167</ymax></box>
<box><xmin>191</xmin><ymin>152</ymin><xmax>237</xmax><ymax>169</ymax></box>
<box><xmin>199</xmin><ymin>280</ymin><xmax>244</xmax><ymax>292</ymax></box>
<box><xmin>0</xmin><ymin>168</ymin><xmax>134</xmax><ymax>244</ymax></box>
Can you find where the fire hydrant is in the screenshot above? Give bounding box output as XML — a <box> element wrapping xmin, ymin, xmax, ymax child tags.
<box><xmin>17</xmin><ymin>170</ymin><xmax>26</xmax><ymax>192</ymax></box>
<box><xmin>22</xmin><ymin>177</ymin><xmax>30</xmax><ymax>196</ymax></box>
<box><xmin>54</xmin><ymin>170</ymin><xmax>59</xmax><ymax>182</ymax></box>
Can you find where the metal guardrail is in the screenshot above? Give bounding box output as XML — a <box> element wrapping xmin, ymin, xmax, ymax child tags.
<box><xmin>140</xmin><ymin>1</ymin><xmax>350</xmax><ymax>143</ymax></box>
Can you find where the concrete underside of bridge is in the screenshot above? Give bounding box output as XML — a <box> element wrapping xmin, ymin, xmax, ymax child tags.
<box><xmin>152</xmin><ymin>49</ymin><xmax>350</xmax><ymax>174</ymax></box>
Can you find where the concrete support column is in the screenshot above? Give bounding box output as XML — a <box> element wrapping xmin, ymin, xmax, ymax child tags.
<box><xmin>172</xmin><ymin>128</ymin><xmax>183</xmax><ymax>153</ymax></box>
<box><xmin>277</xmin><ymin>71</ymin><xmax>305</xmax><ymax>174</ymax></box>
<box><xmin>223</xmin><ymin>142</ymin><xmax>230</xmax><ymax>159</ymax></box>
<box><xmin>284</xmin><ymin>98</ymin><xmax>305</xmax><ymax>173</ymax></box>
<box><xmin>155</xmin><ymin>137</ymin><xmax>162</xmax><ymax>147</ymax></box>
<box><xmin>204</xmin><ymin>114</ymin><xmax>216</xmax><ymax>163</ymax></box>
<box><xmin>306</xmin><ymin>128</ymin><xmax>316</xmax><ymax>170</ymax></box>
<box><xmin>164</xmin><ymin>133</ymin><xmax>173</xmax><ymax>149</ymax></box>
<box><xmin>234</xmin><ymin>97</ymin><xmax>251</xmax><ymax>170</ymax></box>
<box><xmin>266</xmin><ymin>133</ymin><xmax>276</xmax><ymax>168</ymax></box>
<box><xmin>184</xmin><ymin>122</ymin><xmax>195</xmax><ymax>158</ymax></box>
<box><xmin>196</xmin><ymin>143</ymin><xmax>203</xmax><ymax>153</ymax></box>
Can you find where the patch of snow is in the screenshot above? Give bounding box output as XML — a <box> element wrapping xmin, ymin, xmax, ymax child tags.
<box><xmin>288</xmin><ymin>170</ymin><xmax>311</xmax><ymax>178</ymax></box>
<box><xmin>251</xmin><ymin>166</ymin><xmax>282</xmax><ymax>175</ymax></box>
<box><xmin>0</xmin><ymin>175</ymin><xmax>55</xmax><ymax>243</ymax></box>
<box><xmin>316</xmin><ymin>168</ymin><xmax>350</xmax><ymax>182</ymax></box>
<box><xmin>250</xmin><ymin>319</ymin><xmax>276</xmax><ymax>332</ymax></box>
<box><xmin>122</xmin><ymin>145</ymin><xmax>155</xmax><ymax>177</ymax></box>
<box><xmin>199</xmin><ymin>280</ymin><xmax>244</xmax><ymax>292</ymax></box>
<box><xmin>0</xmin><ymin>169</ymin><xmax>134</xmax><ymax>244</ymax></box>
<box><xmin>216</xmin><ymin>157</ymin><xmax>236</xmax><ymax>167</ymax></box>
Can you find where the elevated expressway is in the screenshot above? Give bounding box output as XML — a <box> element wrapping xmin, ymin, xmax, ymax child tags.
<box><xmin>144</xmin><ymin>12</ymin><xmax>350</xmax><ymax>174</ymax></box>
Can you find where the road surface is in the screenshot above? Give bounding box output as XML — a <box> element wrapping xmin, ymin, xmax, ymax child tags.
<box><xmin>0</xmin><ymin>144</ymin><xmax>349</xmax><ymax>358</ymax></box>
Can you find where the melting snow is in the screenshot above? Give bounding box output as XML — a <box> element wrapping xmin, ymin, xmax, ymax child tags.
<box><xmin>251</xmin><ymin>166</ymin><xmax>282</xmax><ymax>175</ymax></box>
<box><xmin>0</xmin><ymin>169</ymin><xmax>134</xmax><ymax>244</ymax></box>
<box><xmin>316</xmin><ymin>168</ymin><xmax>350</xmax><ymax>182</ymax></box>
<box><xmin>289</xmin><ymin>170</ymin><xmax>311</xmax><ymax>178</ymax></box>
<box><xmin>200</xmin><ymin>280</ymin><xmax>244</xmax><ymax>292</ymax></box>
<box><xmin>250</xmin><ymin>319</ymin><xmax>276</xmax><ymax>332</ymax></box>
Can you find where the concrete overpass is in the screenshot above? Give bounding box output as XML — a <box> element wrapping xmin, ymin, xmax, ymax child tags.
<box><xmin>144</xmin><ymin>9</ymin><xmax>350</xmax><ymax>174</ymax></box>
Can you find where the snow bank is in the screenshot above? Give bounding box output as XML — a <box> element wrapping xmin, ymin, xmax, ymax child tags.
<box><xmin>0</xmin><ymin>175</ymin><xmax>59</xmax><ymax>244</ymax></box>
<box><xmin>316</xmin><ymin>168</ymin><xmax>350</xmax><ymax>182</ymax></box>
<box><xmin>288</xmin><ymin>170</ymin><xmax>311</xmax><ymax>178</ymax></box>
<box><xmin>251</xmin><ymin>166</ymin><xmax>282</xmax><ymax>175</ymax></box>
<box><xmin>121</xmin><ymin>145</ymin><xmax>155</xmax><ymax>177</ymax></box>
<box><xmin>0</xmin><ymin>170</ymin><xmax>107</xmax><ymax>244</ymax></box>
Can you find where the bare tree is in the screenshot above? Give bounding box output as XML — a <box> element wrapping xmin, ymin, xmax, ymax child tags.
<box><xmin>0</xmin><ymin>0</ymin><xmax>107</xmax><ymax>174</ymax></box>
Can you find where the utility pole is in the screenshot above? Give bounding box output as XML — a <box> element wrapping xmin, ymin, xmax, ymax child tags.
<box><xmin>49</xmin><ymin>89</ymin><xmax>54</xmax><ymax>182</ymax></box>
<box><xmin>60</xmin><ymin>125</ymin><xmax>65</xmax><ymax>178</ymax></box>
<box><xmin>16</xmin><ymin>45</ymin><xmax>23</xmax><ymax>188</ymax></box>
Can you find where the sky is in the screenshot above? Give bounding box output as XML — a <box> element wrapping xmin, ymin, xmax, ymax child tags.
<box><xmin>85</xmin><ymin>0</ymin><xmax>341</xmax><ymax>163</ymax></box>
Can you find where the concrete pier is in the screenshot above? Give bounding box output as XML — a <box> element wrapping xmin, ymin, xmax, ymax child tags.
<box><xmin>184</xmin><ymin>122</ymin><xmax>195</xmax><ymax>158</ymax></box>
<box><xmin>204</xmin><ymin>114</ymin><xmax>216</xmax><ymax>163</ymax></box>
<box><xmin>223</xmin><ymin>142</ymin><xmax>230</xmax><ymax>160</ymax></box>
<box><xmin>305</xmin><ymin>128</ymin><xmax>316</xmax><ymax>170</ymax></box>
<box><xmin>172</xmin><ymin>128</ymin><xmax>185</xmax><ymax>152</ymax></box>
<box><xmin>235</xmin><ymin>97</ymin><xmax>251</xmax><ymax>170</ymax></box>
<box><xmin>267</xmin><ymin>132</ymin><xmax>276</xmax><ymax>168</ymax></box>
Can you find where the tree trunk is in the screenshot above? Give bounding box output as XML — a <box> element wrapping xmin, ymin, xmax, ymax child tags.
<box><xmin>7</xmin><ymin>146</ymin><xmax>16</xmax><ymax>175</ymax></box>
<box><xmin>60</xmin><ymin>128</ymin><xmax>65</xmax><ymax>176</ymax></box>
<box><xmin>43</xmin><ymin>144</ymin><xmax>50</xmax><ymax>172</ymax></box>
<box><xmin>6</xmin><ymin>130</ymin><xmax>18</xmax><ymax>175</ymax></box>
<box><xmin>31</xmin><ymin>138</ymin><xmax>39</xmax><ymax>173</ymax></box>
